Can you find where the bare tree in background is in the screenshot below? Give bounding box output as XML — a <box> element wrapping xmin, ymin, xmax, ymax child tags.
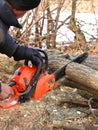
<box><xmin>9</xmin><ymin>0</ymin><xmax>69</xmax><ymax>49</ymax></box>
<box><xmin>9</xmin><ymin>0</ymin><xmax>97</xmax><ymax>50</ymax></box>
<box><xmin>43</xmin><ymin>0</ymin><xmax>66</xmax><ymax>48</ymax></box>
<box><xmin>46</xmin><ymin>0</ymin><xmax>54</xmax><ymax>48</ymax></box>
<box><xmin>68</xmin><ymin>0</ymin><xmax>88</xmax><ymax>51</ymax></box>
<box><xmin>51</xmin><ymin>0</ymin><xmax>65</xmax><ymax>48</ymax></box>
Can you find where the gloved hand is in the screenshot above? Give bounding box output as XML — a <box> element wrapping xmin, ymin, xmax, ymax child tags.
<box><xmin>13</xmin><ymin>45</ymin><xmax>43</xmax><ymax>67</ymax></box>
<box><xmin>0</xmin><ymin>83</ymin><xmax>14</xmax><ymax>100</ymax></box>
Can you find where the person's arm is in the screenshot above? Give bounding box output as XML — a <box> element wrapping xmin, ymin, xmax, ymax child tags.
<box><xmin>0</xmin><ymin>0</ymin><xmax>42</xmax><ymax>101</ymax></box>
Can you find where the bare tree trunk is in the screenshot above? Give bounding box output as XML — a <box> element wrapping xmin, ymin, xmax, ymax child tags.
<box><xmin>68</xmin><ymin>0</ymin><xmax>88</xmax><ymax>51</ymax></box>
<box><xmin>46</xmin><ymin>5</ymin><xmax>52</xmax><ymax>48</ymax></box>
<box><xmin>51</xmin><ymin>0</ymin><xmax>65</xmax><ymax>48</ymax></box>
<box><xmin>34</xmin><ymin>8</ymin><xmax>41</xmax><ymax>47</ymax></box>
<box><xmin>46</xmin><ymin>0</ymin><xmax>54</xmax><ymax>48</ymax></box>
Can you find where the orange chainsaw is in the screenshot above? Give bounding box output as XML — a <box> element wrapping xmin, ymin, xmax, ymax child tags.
<box><xmin>0</xmin><ymin>50</ymin><xmax>88</xmax><ymax>108</ymax></box>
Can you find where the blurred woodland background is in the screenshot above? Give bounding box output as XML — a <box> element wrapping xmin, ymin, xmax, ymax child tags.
<box><xmin>9</xmin><ymin>0</ymin><xmax>98</xmax><ymax>53</ymax></box>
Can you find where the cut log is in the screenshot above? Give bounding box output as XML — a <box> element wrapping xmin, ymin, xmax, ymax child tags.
<box><xmin>56</xmin><ymin>77</ymin><xmax>98</xmax><ymax>100</ymax></box>
<box><xmin>65</xmin><ymin>62</ymin><xmax>98</xmax><ymax>99</ymax></box>
<box><xmin>47</xmin><ymin>50</ymin><xmax>98</xmax><ymax>100</ymax></box>
<box><xmin>47</xmin><ymin>50</ymin><xmax>98</xmax><ymax>72</ymax></box>
<box><xmin>66</xmin><ymin>62</ymin><xmax>98</xmax><ymax>92</ymax></box>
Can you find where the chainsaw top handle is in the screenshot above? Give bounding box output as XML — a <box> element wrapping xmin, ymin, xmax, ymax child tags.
<box><xmin>37</xmin><ymin>49</ymin><xmax>48</xmax><ymax>71</ymax></box>
<box><xmin>24</xmin><ymin>49</ymin><xmax>48</xmax><ymax>72</ymax></box>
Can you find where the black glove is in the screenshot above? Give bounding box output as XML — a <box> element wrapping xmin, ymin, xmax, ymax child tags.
<box><xmin>13</xmin><ymin>45</ymin><xmax>43</xmax><ymax>67</ymax></box>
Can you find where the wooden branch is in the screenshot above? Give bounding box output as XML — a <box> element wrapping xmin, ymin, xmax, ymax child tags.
<box><xmin>53</xmin><ymin>120</ymin><xmax>98</xmax><ymax>130</ymax></box>
<box><xmin>57</xmin><ymin>98</ymin><xmax>88</xmax><ymax>107</ymax></box>
<box><xmin>53</xmin><ymin>120</ymin><xmax>84</xmax><ymax>130</ymax></box>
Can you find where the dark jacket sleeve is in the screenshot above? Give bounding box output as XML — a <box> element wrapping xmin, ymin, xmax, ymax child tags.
<box><xmin>0</xmin><ymin>33</ymin><xmax>18</xmax><ymax>57</ymax></box>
